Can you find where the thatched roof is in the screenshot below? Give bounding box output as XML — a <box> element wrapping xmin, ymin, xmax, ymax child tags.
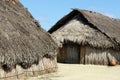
<box><xmin>0</xmin><ymin>0</ymin><xmax>57</xmax><ymax>72</ymax></box>
<box><xmin>48</xmin><ymin>9</ymin><xmax>120</xmax><ymax>50</ymax></box>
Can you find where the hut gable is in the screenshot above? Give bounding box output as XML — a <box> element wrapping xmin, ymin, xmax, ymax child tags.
<box><xmin>0</xmin><ymin>0</ymin><xmax>57</xmax><ymax>79</ymax></box>
<box><xmin>48</xmin><ymin>9</ymin><xmax>120</xmax><ymax>50</ymax></box>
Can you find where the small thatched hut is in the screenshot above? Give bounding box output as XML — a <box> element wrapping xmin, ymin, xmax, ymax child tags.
<box><xmin>48</xmin><ymin>9</ymin><xmax>120</xmax><ymax>65</ymax></box>
<box><xmin>0</xmin><ymin>0</ymin><xmax>57</xmax><ymax>79</ymax></box>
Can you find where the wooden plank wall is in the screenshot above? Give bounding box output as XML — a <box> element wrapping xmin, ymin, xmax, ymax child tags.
<box><xmin>0</xmin><ymin>57</ymin><xmax>57</xmax><ymax>80</ymax></box>
<box><xmin>84</xmin><ymin>46</ymin><xmax>120</xmax><ymax>65</ymax></box>
<box><xmin>65</xmin><ymin>44</ymin><xmax>80</xmax><ymax>63</ymax></box>
<box><xmin>57</xmin><ymin>47</ymin><xmax>67</xmax><ymax>63</ymax></box>
<box><xmin>58</xmin><ymin>44</ymin><xmax>80</xmax><ymax>63</ymax></box>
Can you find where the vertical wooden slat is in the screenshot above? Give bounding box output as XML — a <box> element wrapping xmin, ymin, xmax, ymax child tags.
<box><xmin>80</xmin><ymin>46</ymin><xmax>85</xmax><ymax>64</ymax></box>
<box><xmin>58</xmin><ymin>46</ymin><xmax>66</xmax><ymax>63</ymax></box>
<box><xmin>66</xmin><ymin>44</ymin><xmax>80</xmax><ymax>63</ymax></box>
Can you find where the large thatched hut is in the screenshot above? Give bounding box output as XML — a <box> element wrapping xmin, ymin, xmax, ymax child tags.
<box><xmin>48</xmin><ymin>9</ymin><xmax>120</xmax><ymax>65</ymax></box>
<box><xmin>0</xmin><ymin>0</ymin><xmax>57</xmax><ymax>79</ymax></box>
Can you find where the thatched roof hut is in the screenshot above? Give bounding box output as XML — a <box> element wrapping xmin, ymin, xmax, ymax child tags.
<box><xmin>48</xmin><ymin>9</ymin><xmax>120</xmax><ymax>65</ymax></box>
<box><xmin>0</xmin><ymin>0</ymin><xmax>57</xmax><ymax>79</ymax></box>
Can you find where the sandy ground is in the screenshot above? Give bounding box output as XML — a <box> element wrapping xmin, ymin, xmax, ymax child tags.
<box><xmin>25</xmin><ymin>63</ymin><xmax>120</xmax><ymax>80</ymax></box>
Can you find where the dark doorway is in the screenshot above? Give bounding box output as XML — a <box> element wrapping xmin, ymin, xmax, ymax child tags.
<box><xmin>65</xmin><ymin>44</ymin><xmax>80</xmax><ymax>63</ymax></box>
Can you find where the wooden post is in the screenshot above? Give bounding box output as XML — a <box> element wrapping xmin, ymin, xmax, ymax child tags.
<box><xmin>80</xmin><ymin>46</ymin><xmax>85</xmax><ymax>64</ymax></box>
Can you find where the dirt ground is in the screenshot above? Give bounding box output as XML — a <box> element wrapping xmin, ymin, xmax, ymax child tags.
<box><xmin>25</xmin><ymin>63</ymin><xmax>120</xmax><ymax>80</ymax></box>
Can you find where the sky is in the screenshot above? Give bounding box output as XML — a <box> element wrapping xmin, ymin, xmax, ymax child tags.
<box><xmin>19</xmin><ymin>0</ymin><xmax>120</xmax><ymax>31</ymax></box>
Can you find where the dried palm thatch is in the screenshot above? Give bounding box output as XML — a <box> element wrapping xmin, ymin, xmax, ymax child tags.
<box><xmin>0</xmin><ymin>0</ymin><xmax>57</xmax><ymax>72</ymax></box>
<box><xmin>48</xmin><ymin>9</ymin><xmax>120</xmax><ymax>50</ymax></box>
